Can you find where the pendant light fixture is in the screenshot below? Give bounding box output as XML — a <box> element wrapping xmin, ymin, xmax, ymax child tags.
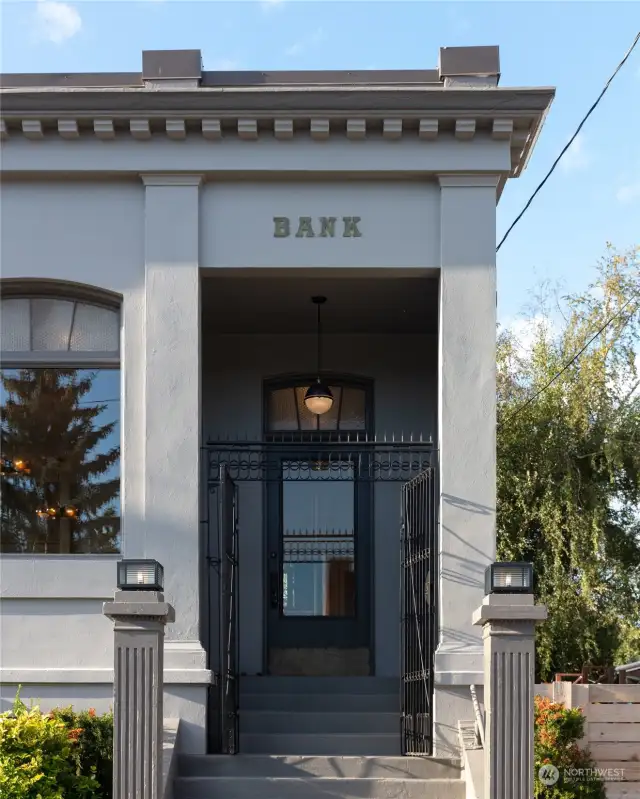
<box><xmin>304</xmin><ymin>296</ymin><xmax>334</xmax><ymax>415</ymax></box>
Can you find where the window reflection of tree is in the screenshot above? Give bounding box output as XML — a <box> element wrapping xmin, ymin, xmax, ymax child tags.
<box><xmin>0</xmin><ymin>291</ymin><xmax>121</xmax><ymax>555</ymax></box>
<box><xmin>1</xmin><ymin>369</ymin><xmax>120</xmax><ymax>554</ymax></box>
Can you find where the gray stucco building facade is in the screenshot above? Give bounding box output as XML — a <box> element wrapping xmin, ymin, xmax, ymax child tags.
<box><xmin>0</xmin><ymin>46</ymin><xmax>554</xmax><ymax>762</ymax></box>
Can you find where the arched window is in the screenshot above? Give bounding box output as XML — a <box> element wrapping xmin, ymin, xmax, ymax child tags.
<box><xmin>265</xmin><ymin>378</ymin><xmax>369</xmax><ymax>433</ymax></box>
<box><xmin>1</xmin><ymin>284</ymin><xmax>121</xmax><ymax>555</ymax></box>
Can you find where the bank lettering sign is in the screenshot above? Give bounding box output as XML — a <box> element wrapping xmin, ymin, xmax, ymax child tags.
<box><xmin>273</xmin><ymin>216</ymin><xmax>362</xmax><ymax>238</ymax></box>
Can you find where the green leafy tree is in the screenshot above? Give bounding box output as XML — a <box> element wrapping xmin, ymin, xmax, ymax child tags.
<box><xmin>497</xmin><ymin>246</ymin><xmax>640</xmax><ymax>679</ymax></box>
<box><xmin>0</xmin><ymin>369</ymin><xmax>120</xmax><ymax>554</ymax></box>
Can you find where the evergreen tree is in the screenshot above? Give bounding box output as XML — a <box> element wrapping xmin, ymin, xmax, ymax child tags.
<box><xmin>1</xmin><ymin>369</ymin><xmax>120</xmax><ymax>553</ymax></box>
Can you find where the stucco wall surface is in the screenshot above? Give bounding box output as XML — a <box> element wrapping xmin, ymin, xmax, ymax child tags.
<box><xmin>0</xmin><ymin>134</ymin><xmax>512</xmax><ymax>178</ymax></box>
<box><xmin>200</xmin><ymin>181</ymin><xmax>440</xmax><ymax>269</ymax></box>
<box><xmin>0</xmin><ymin>181</ymin><xmax>145</xmax><ymax>669</ymax></box>
<box><xmin>0</xmin><ymin>171</ymin><xmax>498</xmax><ymax>758</ymax></box>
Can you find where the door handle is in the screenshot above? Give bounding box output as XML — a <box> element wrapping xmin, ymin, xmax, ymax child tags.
<box><xmin>269</xmin><ymin>551</ymin><xmax>279</xmax><ymax>609</ymax></box>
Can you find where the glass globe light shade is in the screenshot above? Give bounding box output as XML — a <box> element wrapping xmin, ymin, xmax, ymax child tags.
<box><xmin>304</xmin><ymin>382</ymin><xmax>334</xmax><ymax>415</ymax></box>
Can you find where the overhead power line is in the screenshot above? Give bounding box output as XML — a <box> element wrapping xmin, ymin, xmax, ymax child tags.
<box><xmin>497</xmin><ymin>30</ymin><xmax>640</xmax><ymax>253</ymax></box>
<box><xmin>502</xmin><ymin>289</ymin><xmax>640</xmax><ymax>423</ymax></box>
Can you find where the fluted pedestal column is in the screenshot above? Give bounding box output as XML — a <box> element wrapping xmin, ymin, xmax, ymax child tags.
<box><xmin>473</xmin><ymin>594</ymin><xmax>547</xmax><ymax>799</ymax></box>
<box><xmin>103</xmin><ymin>591</ymin><xmax>175</xmax><ymax>799</ymax></box>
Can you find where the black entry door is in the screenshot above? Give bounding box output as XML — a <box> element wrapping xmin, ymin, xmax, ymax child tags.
<box><xmin>266</xmin><ymin>452</ymin><xmax>371</xmax><ymax>650</ymax></box>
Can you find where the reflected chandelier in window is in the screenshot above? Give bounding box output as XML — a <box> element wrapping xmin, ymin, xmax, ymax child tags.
<box><xmin>1</xmin><ymin>288</ymin><xmax>121</xmax><ymax>555</ymax></box>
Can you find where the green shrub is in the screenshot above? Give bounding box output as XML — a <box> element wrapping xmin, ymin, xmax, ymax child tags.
<box><xmin>0</xmin><ymin>693</ymin><xmax>112</xmax><ymax>799</ymax></box>
<box><xmin>51</xmin><ymin>707</ymin><xmax>113</xmax><ymax>798</ymax></box>
<box><xmin>535</xmin><ymin>695</ymin><xmax>606</xmax><ymax>798</ymax></box>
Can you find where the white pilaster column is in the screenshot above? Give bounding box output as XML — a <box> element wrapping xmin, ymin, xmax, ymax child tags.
<box><xmin>473</xmin><ymin>594</ymin><xmax>547</xmax><ymax>799</ymax></box>
<box><xmin>103</xmin><ymin>590</ymin><xmax>175</xmax><ymax>799</ymax></box>
<box><xmin>434</xmin><ymin>174</ymin><xmax>499</xmax><ymax>754</ymax></box>
<box><xmin>141</xmin><ymin>175</ymin><xmax>202</xmax><ymax>645</ymax></box>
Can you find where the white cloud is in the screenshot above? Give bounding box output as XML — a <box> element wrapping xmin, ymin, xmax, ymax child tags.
<box><xmin>616</xmin><ymin>181</ymin><xmax>640</xmax><ymax>205</ymax></box>
<box><xmin>34</xmin><ymin>0</ymin><xmax>82</xmax><ymax>44</ymax></box>
<box><xmin>285</xmin><ymin>27</ymin><xmax>323</xmax><ymax>58</ymax></box>
<box><xmin>560</xmin><ymin>133</ymin><xmax>591</xmax><ymax>173</ymax></box>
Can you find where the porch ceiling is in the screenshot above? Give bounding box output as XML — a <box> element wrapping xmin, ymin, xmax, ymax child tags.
<box><xmin>201</xmin><ymin>276</ymin><xmax>438</xmax><ymax>335</ymax></box>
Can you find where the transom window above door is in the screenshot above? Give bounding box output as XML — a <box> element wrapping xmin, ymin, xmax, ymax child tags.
<box><xmin>266</xmin><ymin>382</ymin><xmax>367</xmax><ymax>432</ymax></box>
<box><xmin>1</xmin><ymin>296</ymin><xmax>119</xmax><ymax>356</ymax></box>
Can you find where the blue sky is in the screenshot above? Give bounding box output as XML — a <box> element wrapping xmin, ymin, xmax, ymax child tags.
<box><xmin>1</xmin><ymin>1</ymin><xmax>639</xmax><ymax>323</ymax></box>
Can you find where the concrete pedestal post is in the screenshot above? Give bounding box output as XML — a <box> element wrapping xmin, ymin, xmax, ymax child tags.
<box><xmin>103</xmin><ymin>591</ymin><xmax>175</xmax><ymax>799</ymax></box>
<box><xmin>473</xmin><ymin>594</ymin><xmax>547</xmax><ymax>799</ymax></box>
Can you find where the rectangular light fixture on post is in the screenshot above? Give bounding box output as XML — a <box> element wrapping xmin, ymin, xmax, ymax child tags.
<box><xmin>117</xmin><ymin>559</ymin><xmax>164</xmax><ymax>591</ymax></box>
<box><xmin>485</xmin><ymin>561</ymin><xmax>533</xmax><ymax>594</ymax></box>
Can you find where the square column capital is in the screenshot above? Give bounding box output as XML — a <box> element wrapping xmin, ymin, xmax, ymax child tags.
<box><xmin>472</xmin><ymin>593</ymin><xmax>548</xmax><ymax>626</ymax></box>
<box><xmin>437</xmin><ymin>174</ymin><xmax>501</xmax><ymax>189</ymax></box>
<box><xmin>141</xmin><ymin>173</ymin><xmax>203</xmax><ymax>187</ymax></box>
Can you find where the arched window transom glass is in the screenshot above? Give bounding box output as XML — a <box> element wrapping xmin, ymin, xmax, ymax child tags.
<box><xmin>267</xmin><ymin>383</ymin><xmax>367</xmax><ymax>432</ymax></box>
<box><xmin>1</xmin><ymin>297</ymin><xmax>119</xmax><ymax>355</ymax></box>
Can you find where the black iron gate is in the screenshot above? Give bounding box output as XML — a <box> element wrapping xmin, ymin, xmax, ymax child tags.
<box><xmin>204</xmin><ymin>435</ymin><xmax>437</xmax><ymax>754</ymax></box>
<box><xmin>400</xmin><ymin>467</ymin><xmax>438</xmax><ymax>755</ymax></box>
<box><xmin>206</xmin><ymin>464</ymin><xmax>239</xmax><ymax>754</ymax></box>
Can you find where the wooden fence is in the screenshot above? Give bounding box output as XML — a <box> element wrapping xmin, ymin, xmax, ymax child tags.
<box><xmin>536</xmin><ymin>682</ymin><xmax>640</xmax><ymax>799</ymax></box>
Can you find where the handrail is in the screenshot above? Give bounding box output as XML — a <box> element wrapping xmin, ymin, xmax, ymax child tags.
<box><xmin>615</xmin><ymin>660</ymin><xmax>640</xmax><ymax>672</ymax></box>
<box><xmin>470</xmin><ymin>684</ymin><xmax>485</xmax><ymax>748</ymax></box>
<box><xmin>615</xmin><ymin>661</ymin><xmax>640</xmax><ymax>683</ymax></box>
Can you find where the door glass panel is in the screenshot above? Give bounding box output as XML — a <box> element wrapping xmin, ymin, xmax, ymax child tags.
<box><xmin>281</xmin><ymin>460</ymin><xmax>355</xmax><ymax>617</ymax></box>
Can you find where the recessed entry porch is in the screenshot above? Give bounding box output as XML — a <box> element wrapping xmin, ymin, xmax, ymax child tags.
<box><xmin>201</xmin><ymin>271</ymin><xmax>440</xmax><ymax>755</ymax></box>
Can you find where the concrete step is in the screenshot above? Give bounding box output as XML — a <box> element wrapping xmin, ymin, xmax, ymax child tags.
<box><xmin>175</xmin><ymin>776</ymin><xmax>465</xmax><ymax>799</ymax></box>
<box><xmin>180</xmin><ymin>754</ymin><xmax>463</xmax><ymax>780</ymax></box>
<box><xmin>239</xmin><ymin>732</ymin><xmax>402</xmax><ymax>755</ymax></box>
<box><xmin>241</xmin><ymin>710</ymin><xmax>398</xmax><ymax>734</ymax></box>
<box><xmin>239</xmin><ymin>676</ymin><xmax>398</xmax><ymax>695</ymax></box>
<box><xmin>241</xmin><ymin>692</ymin><xmax>399</xmax><ymax>712</ymax></box>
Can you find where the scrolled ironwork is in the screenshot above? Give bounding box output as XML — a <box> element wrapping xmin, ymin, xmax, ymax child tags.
<box><xmin>204</xmin><ymin>435</ymin><xmax>436</xmax><ymax>484</ymax></box>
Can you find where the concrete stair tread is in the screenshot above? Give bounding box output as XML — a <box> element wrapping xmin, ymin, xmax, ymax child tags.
<box><xmin>239</xmin><ymin>732</ymin><xmax>402</xmax><ymax>755</ymax></box>
<box><xmin>241</xmin><ymin>710</ymin><xmax>397</xmax><ymax>715</ymax></box>
<box><xmin>175</xmin><ymin>776</ymin><xmax>465</xmax><ymax>799</ymax></box>
<box><xmin>241</xmin><ymin>692</ymin><xmax>399</xmax><ymax>712</ymax></box>
<box><xmin>242</xmin><ymin>710</ymin><xmax>397</xmax><ymax>734</ymax></box>
<box><xmin>180</xmin><ymin>754</ymin><xmax>462</xmax><ymax>779</ymax></box>
<box><xmin>239</xmin><ymin>676</ymin><xmax>398</xmax><ymax>694</ymax></box>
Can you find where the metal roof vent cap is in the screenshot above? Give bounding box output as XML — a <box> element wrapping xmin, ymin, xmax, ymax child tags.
<box><xmin>142</xmin><ymin>49</ymin><xmax>203</xmax><ymax>89</ymax></box>
<box><xmin>438</xmin><ymin>45</ymin><xmax>500</xmax><ymax>88</ymax></box>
